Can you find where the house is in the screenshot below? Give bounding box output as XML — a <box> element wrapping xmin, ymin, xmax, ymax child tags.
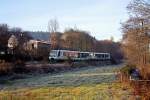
<box><xmin>0</xmin><ymin>45</ymin><xmax>7</xmax><ymax>55</ymax></box>
<box><xmin>28</xmin><ymin>40</ymin><xmax>51</xmax><ymax>50</ymax></box>
<box><xmin>0</xmin><ymin>44</ymin><xmax>12</xmax><ymax>61</ymax></box>
<box><xmin>24</xmin><ymin>40</ymin><xmax>51</xmax><ymax>60</ymax></box>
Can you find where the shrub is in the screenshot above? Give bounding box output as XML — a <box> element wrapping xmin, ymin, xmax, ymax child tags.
<box><xmin>120</xmin><ymin>64</ymin><xmax>136</xmax><ymax>75</ymax></box>
<box><xmin>0</xmin><ymin>62</ymin><xmax>13</xmax><ymax>75</ymax></box>
<box><xmin>64</xmin><ymin>56</ymin><xmax>73</xmax><ymax>66</ymax></box>
<box><xmin>13</xmin><ymin>60</ymin><xmax>26</xmax><ymax>73</ymax></box>
<box><xmin>71</xmin><ymin>62</ymin><xmax>88</xmax><ymax>68</ymax></box>
<box><xmin>66</xmin><ymin>56</ymin><xmax>73</xmax><ymax>64</ymax></box>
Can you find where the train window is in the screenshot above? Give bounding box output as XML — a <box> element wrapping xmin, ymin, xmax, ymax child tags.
<box><xmin>95</xmin><ymin>54</ymin><xmax>99</xmax><ymax>58</ymax></box>
<box><xmin>32</xmin><ymin>44</ymin><xmax>34</xmax><ymax>49</ymax></box>
<box><xmin>102</xmin><ymin>54</ymin><xmax>105</xmax><ymax>58</ymax></box>
<box><xmin>105</xmin><ymin>54</ymin><xmax>109</xmax><ymax>58</ymax></box>
<box><xmin>63</xmin><ymin>52</ymin><xmax>68</xmax><ymax>57</ymax></box>
<box><xmin>50</xmin><ymin>50</ymin><xmax>57</xmax><ymax>57</ymax></box>
<box><xmin>79</xmin><ymin>53</ymin><xmax>89</xmax><ymax>58</ymax></box>
<box><xmin>0</xmin><ymin>51</ymin><xmax>5</xmax><ymax>55</ymax></box>
<box><xmin>50</xmin><ymin>50</ymin><xmax>56</xmax><ymax>54</ymax></box>
<box><xmin>95</xmin><ymin>54</ymin><xmax>103</xmax><ymax>58</ymax></box>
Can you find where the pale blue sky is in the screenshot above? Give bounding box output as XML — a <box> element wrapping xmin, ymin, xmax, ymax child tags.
<box><xmin>0</xmin><ymin>0</ymin><xmax>131</xmax><ymax>41</ymax></box>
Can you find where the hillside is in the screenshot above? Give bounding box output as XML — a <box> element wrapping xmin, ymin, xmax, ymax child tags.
<box><xmin>28</xmin><ymin>31</ymin><xmax>50</xmax><ymax>41</ymax></box>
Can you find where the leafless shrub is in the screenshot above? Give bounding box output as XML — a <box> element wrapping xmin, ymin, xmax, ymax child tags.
<box><xmin>0</xmin><ymin>61</ymin><xmax>13</xmax><ymax>75</ymax></box>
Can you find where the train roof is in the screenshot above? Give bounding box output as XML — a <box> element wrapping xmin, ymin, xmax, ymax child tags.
<box><xmin>79</xmin><ymin>52</ymin><xmax>90</xmax><ymax>53</ymax></box>
<box><xmin>94</xmin><ymin>52</ymin><xmax>110</xmax><ymax>54</ymax></box>
<box><xmin>51</xmin><ymin>50</ymin><xmax>78</xmax><ymax>52</ymax></box>
<box><xmin>51</xmin><ymin>50</ymin><xmax>110</xmax><ymax>54</ymax></box>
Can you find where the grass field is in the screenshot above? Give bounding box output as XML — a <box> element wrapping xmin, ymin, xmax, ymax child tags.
<box><xmin>0</xmin><ymin>64</ymin><xmax>133</xmax><ymax>100</ymax></box>
<box><xmin>0</xmin><ymin>83</ymin><xmax>133</xmax><ymax>100</ymax></box>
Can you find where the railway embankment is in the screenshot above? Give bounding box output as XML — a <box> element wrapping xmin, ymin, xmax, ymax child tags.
<box><xmin>24</xmin><ymin>61</ymin><xmax>113</xmax><ymax>74</ymax></box>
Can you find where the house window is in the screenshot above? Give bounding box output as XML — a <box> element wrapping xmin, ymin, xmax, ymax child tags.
<box><xmin>32</xmin><ymin>44</ymin><xmax>34</xmax><ymax>49</ymax></box>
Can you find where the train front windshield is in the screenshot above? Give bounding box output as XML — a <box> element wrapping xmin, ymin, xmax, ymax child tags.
<box><xmin>50</xmin><ymin>50</ymin><xmax>58</xmax><ymax>57</ymax></box>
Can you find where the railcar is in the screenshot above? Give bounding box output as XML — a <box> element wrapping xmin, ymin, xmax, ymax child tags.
<box><xmin>92</xmin><ymin>53</ymin><xmax>111</xmax><ymax>60</ymax></box>
<box><xmin>49</xmin><ymin>50</ymin><xmax>78</xmax><ymax>62</ymax></box>
<box><xmin>77</xmin><ymin>52</ymin><xmax>91</xmax><ymax>60</ymax></box>
<box><xmin>49</xmin><ymin>50</ymin><xmax>111</xmax><ymax>62</ymax></box>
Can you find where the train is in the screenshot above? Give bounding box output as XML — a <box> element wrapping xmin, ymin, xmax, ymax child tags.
<box><xmin>49</xmin><ymin>50</ymin><xmax>111</xmax><ymax>62</ymax></box>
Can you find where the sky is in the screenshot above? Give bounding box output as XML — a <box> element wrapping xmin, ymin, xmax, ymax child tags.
<box><xmin>0</xmin><ymin>0</ymin><xmax>131</xmax><ymax>41</ymax></box>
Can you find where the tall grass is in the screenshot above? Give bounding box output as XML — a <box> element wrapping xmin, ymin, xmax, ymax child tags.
<box><xmin>0</xmin><ymin>61</ymin><xmax>13</xmax><ymax>75</ymax></box>
<box><xmin>0</xmin><ymin>83</ymin><xmax>133</xmax><ymax>100</ymax></box>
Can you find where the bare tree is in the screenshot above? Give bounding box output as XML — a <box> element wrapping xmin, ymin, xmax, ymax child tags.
<box><xmin>50</xmin><ymin>32</ymin><xmax>62</xmax><ymax>49</ymax></box>
<box><xmin>10</xmin><ymin>27</ymin><xmax>22</xmax><ymax>32</ymax></box>
<box><xmin>48</xmin><ymin>18</ymin><xmax>59</xmax><ymax>33</ymax></box>
<box><xmin>0</xmin><ymin>24</ymin><xmax>10</xmax><ymax>46</ymax></box>
<box><xmin>0</xmin><ymin>24</ymin><xmax>8</xmax><ymax>33</ymax></box>
<box><xmin>127</xmin><ymin>0</ymin><xmax>150</xmax><ymax>17</ymax></box>
<box><xmin>48</xmin><ymin>18</ymin><xmax>60</xmax><ymax>50</ymax></box>
<box><xmin>121</xmin><ymin>0</ymin><xmax>150</xmax><ymax>79</ymax></box>
<box><xmin>61</xmin><ymin>29</ymin><xmax>95</xmax><ymax>51</ymax></box>
<box><xmin>8</xmin><ymin>35</ymin><xmax>18</xmax><ymax>54</ymax></box>
<box><xmin>8</xmin><ymin>35</ymin><xmax>18</xmax><ymax>49</ymax></box>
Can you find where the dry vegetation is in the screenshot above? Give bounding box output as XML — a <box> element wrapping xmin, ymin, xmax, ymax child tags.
<box><xmin>0</xmin><ymin>83</ymin><xmax>133</xmax><ymax>100</ymax></box>
<box><xmin>121</xmin><ymin>0</ymin><xmax>150</xmax><ymax>98</ymax></box>
<box><xmin>0</xmin><ymin>64</ymin><xmax>134</xmax><ymax>100</ymax></box>
<box><xmin>0</xmin><ymin>62</ymin><xmax>13</xmax><ymax>75</ymax></box>
<box><xmin>121</xmin><ymin>0</ymin><xmax>150</xmax><ymax>79</ymax></box>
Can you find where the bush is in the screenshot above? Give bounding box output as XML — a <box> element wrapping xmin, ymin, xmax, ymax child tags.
<box><xmin>71</xmin><ymin>62</ymin><xmax>88</xmax><ymax>68</ymax></box>
<box><xmin>120</xmin><ymin>64</ymin><xmax>136</xmax><ymax>76</ymax></box>
<box><xmin>13</xmin><ymin>60</ymin><xmax>26</xmax><ymax>73</ymax></box>
<box><xmin>66</xmin><ymin>56</ymin><xmax>73</xmax><ymax>64</ymax></box>
<box><xmin>0</xmin><ymin>61</ymin><xmax>13</xmax><ymax>75</ymax></box>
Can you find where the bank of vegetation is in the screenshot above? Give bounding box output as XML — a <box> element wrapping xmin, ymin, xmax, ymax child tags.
<box><xmin>0</xmin><ymin>20</ymin><xmax>123</xmax><ymax>75</ymax></box>
<box><xmin>120</xmin><ymin>0</ymin><xmax>150</xmax><ymax>99</ymax></box>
